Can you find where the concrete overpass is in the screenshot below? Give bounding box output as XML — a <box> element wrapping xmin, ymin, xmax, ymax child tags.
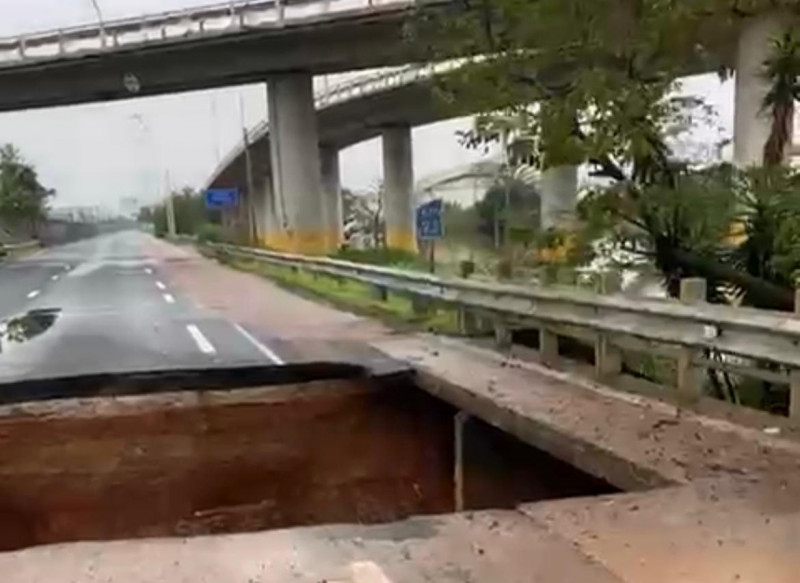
<box><xmin>0</xmin><ymin>0</ymin><xmax>429</xmax><ymax>112</ymax></box>
<box><xmin>0</xmin><ymin>0</ymin><xmax>791</xmax><ymax>254</ymax></box>
<box><xmin>206</xmin><ymin>63</ymin><xmax>464</xmax><ymax>250</ymax></box>
<box><xmin>199</xmin><ymin>9</ymin><xmax>797</xmax><ymax>256</ymax></box>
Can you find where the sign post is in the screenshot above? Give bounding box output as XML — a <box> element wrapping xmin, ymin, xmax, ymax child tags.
<box><xmin>204</xmin><ymin>188</ymin><xmax>239</xmax><ymax>210</ymax></box>
<box><xmin>415</xmin><ymin>199</ymin><xmax>444</xmax><ymax>274</ymax></box>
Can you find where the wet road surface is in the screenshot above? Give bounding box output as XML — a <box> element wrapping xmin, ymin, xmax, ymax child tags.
<box><xmin>0</xmin><ymin>230</ymin><xmax>285</xmax><ymax>383</ymax></box>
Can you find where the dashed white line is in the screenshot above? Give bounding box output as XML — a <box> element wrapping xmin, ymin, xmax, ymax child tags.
<box><xmin>145</xmin><ymin>268</ymin><xmax>153</xmax><ymax>274</ymax></box>
<box><xmin>186</xmin><ymin>324</ymin><xmax>216</xmax><ymax>355</ymax></box>
<box><xmin>234</xmin><ymin>323</ymin><xmax>285</xmax><ymax>365</ymax></box>
<box><xmin>155</xmin><ymin>281</ymin><xmax>166</xmax><ymax>290</ymax></box>
<box><xmin>51</xmin><ymin>274</ymin><xmax>59</xmax><ymax>281</ymax></box>
<box><xmin>163</xmin><ymin>293</ymin><xmax>175</xmax><ymax>304</ymax></box>
<box><xmin>26</xmin><ymin>290</ymin><xmax>40</xmax><ymax>299</ymax></box>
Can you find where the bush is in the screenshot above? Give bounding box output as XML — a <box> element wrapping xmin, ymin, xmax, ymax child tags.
<box><xmin>196</xmin><ymin>223</ymin><xmax>226</xmax><ymax>243</ymax></box>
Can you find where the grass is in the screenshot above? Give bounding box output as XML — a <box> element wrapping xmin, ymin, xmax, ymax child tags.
<box><xmin>215</xmin><ymin>251</ymin><xmax>461</xmax><ymax>335</ymax></box>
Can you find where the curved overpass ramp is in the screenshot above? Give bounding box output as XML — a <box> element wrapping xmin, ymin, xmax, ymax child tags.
<box><xmin>204</xmin><ymin>62</ymin><xmax>467</xmax><ymax>248</ymax></box>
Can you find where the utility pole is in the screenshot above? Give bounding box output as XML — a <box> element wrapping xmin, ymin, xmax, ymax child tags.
<box><xmin>165</xmin><ymin>171</ymin><xmax>177</xmax><ymax>238</ymax></box>
<box><xmin>240</xmin><ymin>94</ymin><xmax>258</xmax><ymax>244</ymax></box>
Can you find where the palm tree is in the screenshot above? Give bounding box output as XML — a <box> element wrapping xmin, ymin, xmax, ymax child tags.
<box><xmin>762</xmin><ymin>29</ymin><xmax>800</xmax><ymax>167</ymax></box>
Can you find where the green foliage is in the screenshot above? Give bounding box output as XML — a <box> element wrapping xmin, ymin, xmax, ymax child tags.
<box><xmin>442</xmin><ymin>201</ymin><xmax>479</xmax><ymax>242</ymax></box>
<box><xmin>196</xmin><ymin>222</ymin><xmax>227</xmax><ymax>243</ymax></box>
<box><xmin>143</xmin><ymin>186</ymin><xmax>220</xmax><ymax>239</ymax></box>
<box><xmin>342</xmin><ymin>185</ymin><xmax>384</xmax><ymax>248</ymax></box>
<box><xmin>475</xmin><ymin>179</ymin><xmax>540</xmax><ymax>246</ymax></box>
<box><xmin>411</xmin><ymin>0</ymin><xmax>747</xmax><ymax>178</ymax></box>
<box><xmin>762</xmin><ymin>28</ymin><xmax>800</xmax><ymax>166</ymax></box>
<box><xmin>0</xmin><ymin>144</ymin><xmax>53</xmax><ymax>233</ymax></box>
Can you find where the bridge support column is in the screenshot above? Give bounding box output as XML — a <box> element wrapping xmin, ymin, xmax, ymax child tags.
<box><xmin>382</xmin><ymin>125</ymin><xmax>417</xmax><ymax>252</ymax></box>
<box><xmin>253</xmin><ymin>175</ymin><xmax>281</xmax><ymax>247</ymax></box>
<box><xmin>540</xmin><ymin>165</ymin><xmax>578</xmax><ymax>230</ymax></box>
<box><xmin>733</xmin><ymin>13</ymin><xmax>785</xmax><ymax>167</ymax></box>
<box><xmin>267</xmin><ymin>73</ymin><xmax>331</xmax><ymax>254</ymax></box>
<box><xmin>320</xmin><ymin>146</ymin><xmax>342</xmax><ymax>251</ymax></box>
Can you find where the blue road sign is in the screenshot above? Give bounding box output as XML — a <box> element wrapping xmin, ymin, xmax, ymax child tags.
<box><xmin>205</xmin><ymin>188</ymin><xmax>239</xmax><ymax>210</ymax></box>
<box><xmin>416</xmin><ymin>198</ymin><xmax>444</xmax><ymax>240</ymax></box>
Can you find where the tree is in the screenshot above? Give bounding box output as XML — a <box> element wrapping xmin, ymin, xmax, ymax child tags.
<box><xmin>414</xmin><ymin>1</ymin><xmax>800</xmax><ymax>310</ymax></box>
<box><xmin>342</xmin><ymin>184</ymin><xmax>384</xmax><ymax>248</ymax></box>
<box><xmin>0</xmin><ymin>144</ymin><xmax>53</xmax><ymax>236</ymax></box>
<box><xmin>762</xmin><ymin>29</ymin><xmax>800</xmax><ymax>166</ymax></box>
<box><xmin>475</xmin><ymin>179</ymin><xmax>540</xmax><ymax>247</ymax></box>
<box><xmin>144</xmin><ymin>187</ymin><xmax>220</xmax><ymax>238</ymax></box>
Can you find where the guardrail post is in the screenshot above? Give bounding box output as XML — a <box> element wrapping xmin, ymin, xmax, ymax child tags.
<box><xmin>539</xmin><ymin>327</ymin><xmax>558</xmax><ymax>365</ymax></box>
<box><xmin>677</xmin><ymin>278</ymin><xmax>707</xmax><ymax>400</ymax></box>
<box><xmin>594</xmin><ymin>271</ymin><xmax>622</xmax><ymax>378</ymax></box>
<box><xmin>458</xmin><ymin>308</ymin><xmax>479</xmax><ymax>336</ymax></box>
<box><xmin>791</xmin><ymin>290</ymin><xmax>800</xmax><ymax>419</ymax></box>
<box><xmin>276</xmin><ymin>0</ymin><xmax>285</xmax><ymax>25</ymax></box>
<box><xmin>453</xmin><ymin>411</ymin><xmax>469</xmax><ymax>512</ymax></box>
<box><xmin>371</xmin><ymin>285</ymin><xmax>388</xmax><ymax>302</ymax></box>
<box><xmin>493</xmin><ymin>319</ymin><xmax>512</xmax><ymax>351</ymax></box>
<box><xmin>411</xmin><ymin>296</ymin><xmax>431</xmax><ymax>316</ymax></box>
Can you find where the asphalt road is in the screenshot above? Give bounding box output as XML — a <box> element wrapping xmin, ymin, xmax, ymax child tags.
<box><xmin>0</xmin><ymin>230</ymin><xmax>286</xmax><ymax>383</ymax></box>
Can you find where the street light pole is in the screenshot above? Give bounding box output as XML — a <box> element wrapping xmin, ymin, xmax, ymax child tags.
<box><xmin>164</xmin><ymin>170</ymin><xmax>177</xmax><ymax>237</ymax></box>
<box><xmin>239</xmin><ymin>94</ymin><xmax>258</xmax><ymax>244</ymax></box>
<box><xmin>87</xmin><ymin>0</ymin><xmax>107</xmax><ymax>46</ymax></box>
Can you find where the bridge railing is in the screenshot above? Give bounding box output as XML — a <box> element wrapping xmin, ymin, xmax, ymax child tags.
<box><xmin>315</xmin><ymin>59</ymin><xmax>464</xmax><ymax>107</ymax></box>
<box><xmin>1</xmin><ymin>240</ymin><xmax>40</xmax><ymax>256</ymax></box>
<box><xmin>0</xmin><ymin>0</ymin><xmax>414</xmax><ymax>66</ymax></box>
<box><xmin>205</xmin><ymin>240</ymin><xmax>800</xmax><ymax>420</ymax></box>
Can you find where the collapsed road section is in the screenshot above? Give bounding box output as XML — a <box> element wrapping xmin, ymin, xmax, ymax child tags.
<box><xmin>0</xmin><ymin>334</ymin><xmax>798</xmax><ymax>582</ymax></box>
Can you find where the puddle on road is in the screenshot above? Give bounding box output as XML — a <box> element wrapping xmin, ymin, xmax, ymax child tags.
<box><xmin>0</xmin><ymin>308</ymin><xmax>60</xmax><ymax>351</ymax></box>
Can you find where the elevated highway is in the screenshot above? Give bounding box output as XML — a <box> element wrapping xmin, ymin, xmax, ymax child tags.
<box><xmin>0</xmin><ymin>0</ymin><xmax>428</xmax><ymax>112</ymax></box>
<box><xmin>0</xmin><ymin>1</ymin><xmax>791</xmax><ymax>255</ymax></box>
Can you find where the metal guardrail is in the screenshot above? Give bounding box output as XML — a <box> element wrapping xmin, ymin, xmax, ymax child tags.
<box><xmin>3</xmin><ymin>240</ymin><xmax>39</xmax><ymax>253</ymax></box>
<box><xmin>206</xmin><ymin>241</ymin><xmax>800</xmax><ymax>418</ymax></box>
<box><xmin>0</xmin><ymin>0</ymin><xmax>414</xmax><ymax>67</ymax></box>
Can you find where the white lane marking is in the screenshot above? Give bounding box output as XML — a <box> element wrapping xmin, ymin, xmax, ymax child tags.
<box><xmin>145</xmin><ymin>268</ymin><xmax>153</xmax><ymax>274</ymax></box>
<box><xmin>233</xmin><ymin>323</ymin><xmax>285</xmax><ymax>365</ymax></box>
<box><xmin>51</xmin><ymin>274</ymin><xmax>59</xmax><ymax>281</ymax></box>
<box><xmin>163</xmin><ymin>293</ymin><xmax>175</xmax><ymax>304</ymax></box>
<box><xmin>155</xmin><ymin>281</ymin><xmax>166</xmax><ymax>290</ymax></box>
<box><xmin>186</xmin><ymin>324</ymin><xmax>216</xmax><ymax>355</ymax></box>
<box><xmin>26</xmin><ymin>290</ymin><xmax>40</xmax><ymax>299</ymax></box>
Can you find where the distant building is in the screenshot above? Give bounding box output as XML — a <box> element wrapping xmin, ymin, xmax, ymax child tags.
<box><xmin>119</xmin><ymin>197</ymin><xmax>141</xmax><ymax>219</ymax></box>
<box><xmin>48</xmin><ymin>206</ymin><xmax>111</xmax><ymax>223</ymax></box>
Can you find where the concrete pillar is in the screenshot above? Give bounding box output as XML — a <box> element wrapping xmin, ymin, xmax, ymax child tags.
<box><xmin>267</xmin><ymin>73</ymin><xmax>330</xmax><ymax>254</ymax></box>
<box><xmin>734</xmin><ymin>13</ymin><xmax>785</xmax><ymax>167</ymax></box>
<box><xmin>320</xmin><ymin>145</ymin><xmax>342</xmax><ymax>250</ymax></box>
<box><xmin>540</xmin><ymin>165</ymin><xmax>578</xmax><ymax>230</ymax></box>
<box><xmin>252</xmin><ymin>174</ymin><xmax>280</xmax><ymax>245</ymax></box>
<box><xmin>382</xmin><ymin>125</ymin><xmax>417</xmax><ymax>252</ymax></box>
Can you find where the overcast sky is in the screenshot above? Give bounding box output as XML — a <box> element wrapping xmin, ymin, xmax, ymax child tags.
<box><xmin>0</xmin><ymin>0</ymin><xmax>736</xmax><ymax>213</ymax></box>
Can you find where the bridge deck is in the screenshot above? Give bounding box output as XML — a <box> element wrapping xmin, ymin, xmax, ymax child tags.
<box><xmin>3</xmin><ymin>464</ymin><xmax>796</xmax><ymax>582</ymax></box>
<box><xmin>373</xmin><ymin>335</ymin><xmax>800</xmax><ymax>491</ymax></box>
<box><xmin>2</xmin><ymin>257</ymin><xmax>800</xmax><ymax>580</ymax></box>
